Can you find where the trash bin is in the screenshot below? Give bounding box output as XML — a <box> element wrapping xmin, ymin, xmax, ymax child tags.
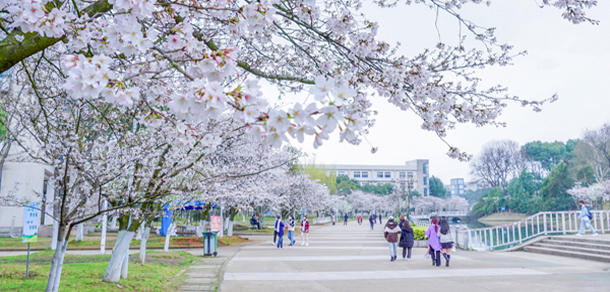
<box><xmin>202</xmin><ymin>231</ymin><xmax>218</xmax><ymax>257</ymax></box>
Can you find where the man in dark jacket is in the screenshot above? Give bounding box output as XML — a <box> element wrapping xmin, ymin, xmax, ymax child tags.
<box><xmin>369</xmin><ymin>215</ymin><xmax>375</xmax><ymax>230</ymax></box>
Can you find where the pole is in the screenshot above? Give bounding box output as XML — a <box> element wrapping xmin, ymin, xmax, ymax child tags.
<box><xmin>26</xmin><ymin>242</ymin><xmax>31</xmax><ymax>277</ymax></box>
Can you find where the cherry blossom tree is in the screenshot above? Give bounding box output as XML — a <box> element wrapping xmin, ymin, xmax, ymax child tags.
<box><xmin>568</xmin><ymin>180</ymin><xmax>610</xmax><ymax>210</ymax></box>
<box><xmin>0</xmin><ymin>0</ymin><xmax>599</xmax><ymax>161</ymax></box>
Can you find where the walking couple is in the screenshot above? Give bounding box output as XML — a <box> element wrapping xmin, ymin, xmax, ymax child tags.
<box><xmin>383</xmin><ymin>216</ymin><xmax>414</xmax><ymax>261</ymax></box>
<box><xmin>425</xmin><ymin>217</ymin><xmax>454</xmax><ymax>267</ymax></box>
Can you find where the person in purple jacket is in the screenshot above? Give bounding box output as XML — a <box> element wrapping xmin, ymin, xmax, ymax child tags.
<box><xmin>425</xmin><ymin>217</ymin><xmax>442</xmax><ymax>267</ymax></box>
<box><xmin>276</xmin><ymin>216</ymin><xmax>285</xmax><ymax>249</ymax></box>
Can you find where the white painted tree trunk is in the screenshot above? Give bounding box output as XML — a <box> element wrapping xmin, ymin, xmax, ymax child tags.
<box><xmin>75</xmin><ymin>223</ymin><xmax>84</xmax><ymax>241</ymax></box>
<box><xmin>121</xmin><ymin>247</ymin><xmax>129</xmax><ymax>279</ymax></box>
<box><xmin>164</xmin><ymin>223</ymin><xmax>174</xmax><ymax>252</ymax></box>
<box><xmin>138</xmin><ymin>226</ymin><xmax>150</xmax><ymax>264</ymax></box>
<box><xmin>45</xmin><ymin>234</ymin><xmax>68</xmax><ymax>292</ymax></box>
<box><xmin>227</xmin><ymin>219</ymin><xmax>233</xmax><ymax>236</ymax></box>
<box><xmin>103</xmin><ymin>230</ymin><xmax>135</xmax><ymax>282</ymax></box>
<box><xmin>110</xmin><ymin>216</ymin><xmax>117</xmax><ymax>230</ymax></box>
<box><xmin>51</xmin><ymin>220</ymin><xmax>59</xmax><ymax>250</ymax></box>
<box><xmin>100</xmin><ymin>201</ymin><xmax>108</xmax><ymax>255</ymax></box>
<box><xmin>135</xmin><ymin>224</ymin><xmax>142</xmax><ymax>240</ymax></box>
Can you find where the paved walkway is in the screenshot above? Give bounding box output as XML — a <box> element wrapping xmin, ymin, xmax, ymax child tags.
<box><xmin>220</xmin><ymin>222</ymin><xmax>610</xmax><ymax>292</ymax></box>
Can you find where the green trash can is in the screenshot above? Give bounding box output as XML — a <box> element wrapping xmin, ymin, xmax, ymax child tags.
<box><xmin>202</xmin><ymin>231</ymin><xmax>219</xmax><ymax>257</ymax></box>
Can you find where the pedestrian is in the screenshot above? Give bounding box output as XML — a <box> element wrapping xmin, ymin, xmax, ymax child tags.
<box><xmin>372</xmin><ymin>214</ymin><xmax>376</xmax><ymax>224</ymax></box>
<box><xmin>332</xmin><ymin>214</ymin><xmax>336</xmax><ymax>226</ymax></box>
<box><xmin>383</xmin><ymin>216</ymin><xmax>401</xmax><ymax>261</ymax></box>
<box><xmin>378</xmin><ymin>214</ymin><xmax>382</xmax><ymax>224</ymax></box>
<box><xmin>358</xmin><ymin>214</ymin><xmax>363</xmax><ymax>225</ymax></box>
<box><xmin>344</xmin><ymin>213</ymin><xmax>348</xmax><ymax>225</ymax></box>
<box><xmin>369</xmin><ymin>215</ymin><xmax>375</xmax><ymax>230</ymax></box>
<box><xmin>273</xmin><ymin>215</ymin><xmax>280</xmax><ymax>245</ymax></box>
<box><xmin>399</xmin><ymin>220</ymin><xmax>414</xmax><ymax>260</ymax></box>
<box><xmin>439</xmin><ymin>218</ymin><xmax>454</xmax><ymax>267</ymax></box>
<box><xmin>276</xmin><ymin>216</ymin><xmax>285</xmax><ymax>249</ymax></box>
<box><xmin>301</xmin><ymin>215</ymin><xmax>310</xmax><ymax>246</ymax></box>
<box><xmin>425</xmin><ymin>217</ymin><xmax>442</xmax><ymax>267</ymax></box>
<box><xmin>287</xmin><ymin>215</ymin><xmax>296</xmax><ymax>246</ymax></box>
<box><xmin>399</xmin><ymin>216</ymin><xmax>405</xmax><ymax>228</ymax></box>
<box><xmin>577</xmin><ymin>200</ymin><xmax>598</xmax><ymax>236</ymax></box>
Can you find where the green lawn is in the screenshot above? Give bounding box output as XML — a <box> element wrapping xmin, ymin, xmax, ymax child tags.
<box><xmin>0</xmin><ymin>234</ymin><xmax>246</xmax><ymax>250</ymax></box>
<box><xmin>0</xmin><ymin>250</ymin><xmax>198</xmax><ymax>291</ymax></box>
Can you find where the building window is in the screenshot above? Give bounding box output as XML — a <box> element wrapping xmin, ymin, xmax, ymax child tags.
<box><xmin>362</xmin><ymin>172</ymin><xmax>369</xmax><ymax>178</ymax></box>
<box><xmin>423</xmin><ymin>176</ymin><xmax>428</xmax><ymax>185</ymax></box>
<box><xmin>424</xmin><ymin>188</ymin><xmax>428</xmax><ymax>196</ymax></box>
<box><xmin>408</xmin><ymin>172</ymin><xmax>414</xmax><ymax>179</ymax></box>
<box><xmin>353</xmin><ymin>171</ymin><xmax>360</xmax><ymax>178</ymax></box>
<box><xmin>423</xmin><ymin>163</ymin><xmax>429</xmax><ymax>174</ymax></box>
<box><xmin>338</xmin><ymin>170</ymin><xmax>345</xmax><ymax>176</ymax></box>
<box><xmin>384</xmin><ymin>172</ymin><xmax>391</xmax><ymax>178</ymax></box>
<box><xmin>377</xmin><ymin>172</ymin><xmax>383</xmax><ymax>178</ymax></box>
<box><xmin>399</xmin><ymin>172</ymin><xmax>406</xmax><ymax>178</ymax></box>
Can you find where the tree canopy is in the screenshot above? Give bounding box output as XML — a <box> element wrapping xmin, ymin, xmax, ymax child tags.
<box><xmin>429</xmin><ymin>176</ymin><xmax>447</xmax><ymax>198</ymax></box>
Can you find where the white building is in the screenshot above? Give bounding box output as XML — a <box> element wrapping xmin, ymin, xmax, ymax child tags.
<box><xmin>0</xmin><ymin>146</ymin><xmax>55</xmax><ymax>232</ymax></box>
<box><xmin>324</xmin><ymin>159</ymin><xmax>430</xmax><ymax>196</ymax></box>
<box><xmin>449</xmin><ymin>178</ymin><xmax>466</xmax><ymax>197</ymax></box>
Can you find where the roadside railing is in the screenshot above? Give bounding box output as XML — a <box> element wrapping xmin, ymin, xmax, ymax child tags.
<box><xmin>464</xmin><ymin>210</ymin><xmax>610</xmax><ymax>251</ymax></box>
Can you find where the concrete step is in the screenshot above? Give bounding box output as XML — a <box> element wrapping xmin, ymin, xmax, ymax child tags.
<box><xmin>545</xmin><ymin>236</ymin><xmax>610</xmax><ymax>245</ymax></box>
<box><xmin>524</xmin><ymin>246</ymin><xmax>610</xmax><ymax>263</ymax></box>
<box><xmin>532</xmin><ymin>242</ymin><xmax>610</xmax><ymax>256</ymax></box>
<box><xmin>539</xmin><ymin>239</ymin><xmax>610</xmax><ymax>251</ymax></box>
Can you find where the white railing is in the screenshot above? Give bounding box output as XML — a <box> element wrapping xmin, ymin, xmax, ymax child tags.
<box><xmin>412</xmin><ymin>211</ymin><xmax>469</xmax><ymax>220</ymax></box>
<box><xmin>465</xmin><ymin>210</ymin><xmax>610</xmax><ymax>251</ymax></box>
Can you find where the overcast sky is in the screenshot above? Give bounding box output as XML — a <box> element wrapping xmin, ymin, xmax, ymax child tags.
<box><xmin>274</xmin><ymin>1</ymin><xmax>610</xmax><ymax>184</ymax></box>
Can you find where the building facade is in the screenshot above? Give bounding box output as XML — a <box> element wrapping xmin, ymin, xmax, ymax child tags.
<box><xmin>324</xmin><ymin>159</ymin><xmax>430</xmax><ymax>196</ymax></box>
<box><xmin>449</xmin><ymin>178</ymin><xmax>466</xmax><ymax>197</ymax></box>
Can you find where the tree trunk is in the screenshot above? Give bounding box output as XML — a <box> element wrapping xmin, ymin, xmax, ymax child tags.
<box><xmin>110</xmin><ymin>216</ymin><xmax>117</xmax><ymax>230</ymax></box>
<box><xmin>227</xmin><ymin>219</ymin><xmax>233</xmax><ymax>236</ymax></box>
<box><xmin>121</xmin><ymin>247</ymin><xmax>129</xmax><ymax>279</ymax></box>
<box><xmin>138</xmin><ymin>226</ymin><xmax>150</xmax><ymax>264</ymax></box>
<box><xmin>75</xmin><ymin>223</ymin><xmax>84</xmax><ymax>241</ymax></box>
<box><xmin>45</xmin><ymin>225</ymin><xmax>69</xmax><ymax>292</ymax></box>
<box><xmin>100</xmin><ymin>201</ymin><xmax>108</xmax><ymax>254</ymax></box>
<box><xmin>51</xmin><ymin>219</ymin><xmax>59</xmax><ymax>250</ymax></box>
<box><xmin>164</xmin><ymin>223</ymin><xmax>174</xmax><ymax>252</ymax></box>
<box><xmin>0</xmin><ymin>140</ymin><xmax>11</xmax><ymax>185</ymax></box>
<box><xmin>103</xmin><ymin>230</ymin><xmax>135</xmax><ymax>282</ymax></box>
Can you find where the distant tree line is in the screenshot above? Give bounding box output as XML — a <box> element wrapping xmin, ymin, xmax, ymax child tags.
<box><xmin>470</xmin><ymin>122</ymin><xmax>610</xmax><ymax>218</ymax></box>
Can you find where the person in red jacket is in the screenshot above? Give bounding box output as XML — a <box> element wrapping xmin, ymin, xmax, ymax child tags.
<box><xmin>301</xmin><ymin>215</ymin><xmax>310</xmax><ymax>246</ymax></box>
<box><xmin>357</xmin><ymin>214</ymin><xmax>363</xmax><ymax>225</ymax></box>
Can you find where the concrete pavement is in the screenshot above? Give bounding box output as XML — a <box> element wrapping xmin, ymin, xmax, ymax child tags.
<box><xmin>220</xmin><ymin>221</ymin><xmax>610</xmax><ymax>292</ymax></box>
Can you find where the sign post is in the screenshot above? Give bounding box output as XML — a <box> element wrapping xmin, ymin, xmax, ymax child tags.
<box><xmin>23</xmin><ymin>202</ymin><xmax>40</xmax><ymax>278</ymax></box>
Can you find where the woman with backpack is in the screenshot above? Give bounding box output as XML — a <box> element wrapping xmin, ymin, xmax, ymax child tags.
<box><xmin>439</xmin><ymin>218</ymin><xmax>454</xmax><ymax>267</ymax></box>
<box><xmin>383</xmin><ymin>216</ymin><xmax>401</xmax><ymax>261</ymax></box>
<box><xmin>577</xmin><ymin>200</ymin><xmax>598</xmax><ymax>236</ymax></box>
<box><xmin>398</xmin><ymin>220</ymin><xmax>414</xmax><ymax>260</ymax></box>
<box><xmin>425</xmin><ymin>217</ymin><xmax>442</xmax><ymax>267</ymax></box>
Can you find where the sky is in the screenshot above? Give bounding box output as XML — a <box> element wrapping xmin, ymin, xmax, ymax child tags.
<box><xmin>270</xmin><ymin>1</ymin><xmax>610</xmax><ymax>184</ymax></box>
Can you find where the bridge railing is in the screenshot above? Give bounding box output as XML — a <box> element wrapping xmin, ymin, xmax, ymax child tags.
<box><xmin>464</xmin><ymin>210</ymin><xmax>610</xmax><ymax>251</ymax></box>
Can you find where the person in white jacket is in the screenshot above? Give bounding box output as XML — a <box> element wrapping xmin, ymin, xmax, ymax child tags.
<box><xmin>577</xmin><ymin>200</ymin><xmax>598</xmax><ymax>236</ymax></box>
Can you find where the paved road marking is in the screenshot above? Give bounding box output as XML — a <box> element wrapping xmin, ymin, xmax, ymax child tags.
<box><xmin>242</xmin><ymin>245</ymin><xmax>389</xmax><ymax>250</ymax></box>
<box><xmin>224</xmin><ymin>268</ymin><xmax>548</xmax><ymax>281</ymax></box>
<box><xmin>231</xmin><ymin>255</ymin><xmax>464</xmax><ymax>261</ymax></box>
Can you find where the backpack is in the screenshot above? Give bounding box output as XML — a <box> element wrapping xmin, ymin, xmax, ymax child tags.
<box><xmin>587</xmin><ymin>208</ymin><xmax>593</xmax><ymax>220</ymax></box>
